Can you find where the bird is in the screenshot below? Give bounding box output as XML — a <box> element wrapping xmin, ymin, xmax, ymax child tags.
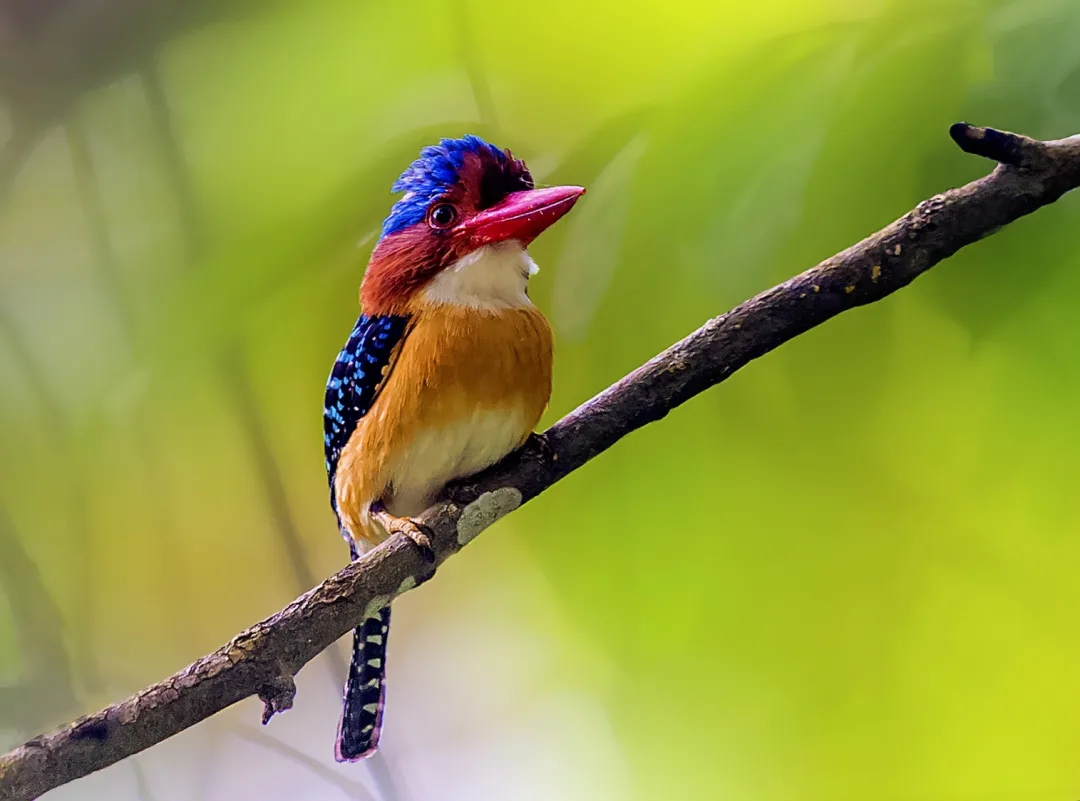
<box><xmin>323</xmin><ymin>134</ymin><xmax>584</xmax><ymax>761</ymax></box>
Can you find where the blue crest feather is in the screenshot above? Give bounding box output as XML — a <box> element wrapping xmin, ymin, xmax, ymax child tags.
<box><xmin>381</xmin><ymin>135</ymin><xmax>511</xmax><ymax>238</ymax></box>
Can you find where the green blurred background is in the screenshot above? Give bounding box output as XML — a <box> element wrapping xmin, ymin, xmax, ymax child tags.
<box><xmin>3</xmin><ymin>0</ymin><xmax>1080</xmax><ymax>798</ymax></box>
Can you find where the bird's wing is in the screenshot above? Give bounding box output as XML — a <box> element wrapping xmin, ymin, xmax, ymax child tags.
<box><xmin>324</xmin><ymin>313</ymin><xmax>410</xmax><ymax>505</ymax></box>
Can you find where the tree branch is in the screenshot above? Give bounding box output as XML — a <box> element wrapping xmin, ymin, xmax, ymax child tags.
<box><xmin>2</xmin><ymin>123</ymin><xmax>1079</xmax><ymax>801</ymax></box>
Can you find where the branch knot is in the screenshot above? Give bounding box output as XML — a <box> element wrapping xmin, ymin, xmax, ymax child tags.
<box><xmin>949</xmin><ymin>122</ymin><xmax>1048</xmax><ymax>169</ymax></box>
<box><xmin>258</xmin><ymin>671</ymin><xmax>296</xmax><ymax>725</ymax></box>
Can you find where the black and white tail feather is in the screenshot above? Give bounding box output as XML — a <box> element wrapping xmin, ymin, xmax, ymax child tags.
<box><xmin>336</xmin><ymin>601</ymin><xmax>391</xmax><ymax>761</ymax></box>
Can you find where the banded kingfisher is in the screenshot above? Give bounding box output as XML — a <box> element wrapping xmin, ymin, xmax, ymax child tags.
<box><xmin>323</xmin><ymin>134</ymin><xmax>584</xmax><ymax>761</ymax></box>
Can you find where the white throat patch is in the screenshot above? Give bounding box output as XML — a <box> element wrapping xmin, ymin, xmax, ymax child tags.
<box><xmin>421</xmin><ymin>241</ymin><xmax>539</xmax><ymax>310</ymax></box>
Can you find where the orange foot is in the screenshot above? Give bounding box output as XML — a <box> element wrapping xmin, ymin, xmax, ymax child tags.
<box><xmin>370</xmin><ymin>501</ymin><xmax>435</xmax><ymax>563</ymax></box>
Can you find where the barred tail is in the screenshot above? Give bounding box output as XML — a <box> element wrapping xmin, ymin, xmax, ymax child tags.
<box><xmin>335</xmin><ymin>605</ymin><xmax>391</xmax><ymax>761</ymax></box>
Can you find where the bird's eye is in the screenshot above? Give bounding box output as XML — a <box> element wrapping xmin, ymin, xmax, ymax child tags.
<box><xmin>428</xmin><ymin>203</ymin><xmax>458</xmax><ymax>229</ymax></box>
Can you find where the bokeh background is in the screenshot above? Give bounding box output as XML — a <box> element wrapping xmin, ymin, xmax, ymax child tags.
<box><xmin>3</xmin><ymin>0</ymin><xmax>1080</xmax><ymax>798</ymax></box>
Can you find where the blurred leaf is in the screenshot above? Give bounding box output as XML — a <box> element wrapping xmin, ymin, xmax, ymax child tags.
<box><xmin>771</xmin><ymin>1</ymin><xmax>986</xmax><ymax>424</ymax></box>
<box><xmin>0</xmin><ymin>509</ymin><xmax>77</xmax><ymax>734</ymax></box>
<box><xmin>926</xmin><ymin>0</ymin><xmax>1080</xmax><ymax>341</ymax></box>
<box><xmin>615</xmin><ymin>21</ymin><xmax>866</xmax><ymax>317</ymax></box>
<box><xmin>984</xmin><ymin>0</ymin><xmax>1080</xmax><ymax>132</ymax></box>
<box><xmin>552</xmin><ymin>133</ymin><xmax>648</xmax><ymax>341</ymax></box>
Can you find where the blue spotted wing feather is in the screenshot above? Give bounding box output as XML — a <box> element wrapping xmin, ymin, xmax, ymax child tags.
<box><xmin>324</xmin><ymin>313</ymin><xmax>408</xmax><ymax>762</ymax></box>
<box><xmin>324</xmin><ymin>313</ymin><xmax>410</xmax><ymax>511</ymax></box>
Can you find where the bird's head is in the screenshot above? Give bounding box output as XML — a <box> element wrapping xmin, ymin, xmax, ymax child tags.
<box><xmin>360</xmin><ymin>135</ymin><xmax>584</xmax><ymax>314</ymax></box>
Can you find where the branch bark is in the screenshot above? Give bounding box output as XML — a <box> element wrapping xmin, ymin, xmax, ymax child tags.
<box><xmin>2</xmin><ymin>123</ymin><xmax>1079</xmax><ymax>801</ymax></box>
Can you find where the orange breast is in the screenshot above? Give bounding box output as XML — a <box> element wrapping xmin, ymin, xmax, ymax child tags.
<box><xmin>334</xmin><ymin>304</ymin><xmax>553</xmax><ymax>546</ymax></box>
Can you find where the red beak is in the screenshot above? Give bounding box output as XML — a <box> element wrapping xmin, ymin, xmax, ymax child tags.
<box><xmin>458</xmin><ymin>185</ymin><xmax>585</xmax><ymax>248</ymax></box>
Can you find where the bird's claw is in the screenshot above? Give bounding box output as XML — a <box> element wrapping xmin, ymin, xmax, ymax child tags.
<box><xmin>371</xmin><ymin>502</ymin><xmax>436</xmax><ymax>563</ymax></box>
<box><xmin>395</xmin><ymin>519</ymin><xmax>436</xmax><ymax>564</ymax></box>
